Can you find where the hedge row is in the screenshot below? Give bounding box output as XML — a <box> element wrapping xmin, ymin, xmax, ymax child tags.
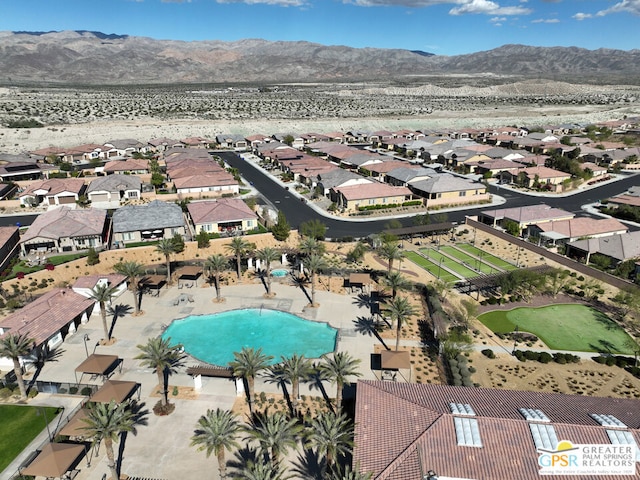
<box><xmin>448</xmin><ymin>354</ymin><xmax>475</xmax><ymax>387</ymax></box>
<box><xmin>514</xmin><ymin>350</ymin><xmax>580</xmax><ymax>364</ymax></box>
<box><xmin>592</xmin><ymin>355</ymin><xmax>640</xmax><ymax>379</ymax></box>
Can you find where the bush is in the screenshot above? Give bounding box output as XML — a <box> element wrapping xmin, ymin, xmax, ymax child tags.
<box><xmin>468</xmin><ymin>366</ymin><xmax>477</xmax><ymax>373</ymax></box>
<box><xmin>481</xmin><ymin>349</ymin><xmax>495</xmax><ymax>359</ymax></box>
<box><xmin>605</xmin><ymin>357</ymin><xmax>616</xmax><ymax>366</ymax></box>
<box><xmin>28</xmin><ymin>388</ymin><xmax>38</xmax><ymax>398</ymax></box>
<box><xmin>0</xmin><ymin>387</ymin><xmax>12</xmax><ymax>398</ymax></box>
<box><xmin>80</xmin><ymin>387</ymin><xmax>93</xmax><ymax>396</ymax></box>
<box><xmin>69</xmin><ymin>386</ymin><xmax>79</xmax><ymax>394</ymax></box>
<box><xmin>539</xmin><ymin>352</ymin><xmax>553</xmax><ymax>363</ymax></box>
<box><xmin>592</xmin><ymin>356</ymin><xmax>607</xmax><ymax>364</ymax></box>
<box><xmin>86</xmin><ymin>247</ymin><xmax>100</xmax><ymax>266</ymax></box>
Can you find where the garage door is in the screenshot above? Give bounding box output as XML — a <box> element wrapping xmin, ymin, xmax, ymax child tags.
<box><xmin>58</xmin><ymin>196</ymin><xmax>76</xmax><ymax>204</ymax></box>
<box><xmin>91</xmin><ymin>193</ymin><xmax>109</xmax><ymax>203</ymax></box>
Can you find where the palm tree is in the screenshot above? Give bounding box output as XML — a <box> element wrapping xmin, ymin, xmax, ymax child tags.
<box><xmin>306</xmin><ymin>411</ymin><xmax>353</xmax><ymax>477</ymax></box>
<box><xmin>191</xmin><ymin>408</ymin><xmax>241</xmax><ymax>480</ymax></box>
<box><xmin>244</xmin><ymin>411</ymin><xmax>303</xmax><ymax>464</ymax></box>
<box><xmin>226</xmin><ymin>236</ymin><xmax>253</xmax><ymax>282</ymax></box>
<box><xmin>81</xmin><ymin>400</ymin><xmax>136</xmax><ymax>480</ymax></box>
<box><xmin>135</xmin><ymin>337</ymin><xmax>184</xmax><ymax>407</ymax></box>
<box><xmin>382</xmin><ymin>271</ymin><xmax>412</xmax><ymax>300</ymax></box>
<box><xmin>114</xmin><ymin>261</ymin><xmax>145</xmax><ymax>315</ymax></box>
<box><xmin>319</xmin><ymin>352</ymin><xmax>361</xmax><ymax>413</ymax></box>
<box><xmin>229</xmin><ymin>347</ymin><xmax>274</xmax><ymax>413</ymax></box>
<box><xmin>205</xmin><ymin>253</ymin><xmax>229</xmax><ymax>302</ymax></box>
<box><xmin>329</xmin><ymin>465</ymin><xmax>373</xmax><ymax>480</ymax></box>
<box><xmin>388</xmin><ymin>296</ymin><xmax>418</xmax><ymax>351</ymax></box>
<box><xmin>280</xmin><ymin>354</ymin><xmax>313</xmax><ymax>415</ymax></box>
<box><xmin>89</xmin><ymin>283</ymin><xmax>118</xmax><ymax>341</ymax></box>
<box><xmin>234</xmin><ymin>458</ymin><xmax>293</xmax><ymax>480</ymax></box>
<box><xmin>256</xmin><ymin>247</ymin><xmax>280</xmax><ymax>297</ymax></box>
<box><xmin>156</xmin><ymin>238</ymin><xmax>177</xmax><ymax>284</ymax></box>
<box><xmin>303</xmin><ymin>253</ymin><xmax>328</xmax><ymax>307</ymax></box>
<box><xmin>0</xmin><ymin>333</ymin><xmax>34</xmax><ymax>399</ymax></box>
<box><xmin>298</xmin><ymin>237</ymin><xmax>326</xmax><ymax>257</ymax></box>
<box><xmin>378</xmin><ymin>241</ymin><xmax>402</xmax><ymax>274</ymax></box>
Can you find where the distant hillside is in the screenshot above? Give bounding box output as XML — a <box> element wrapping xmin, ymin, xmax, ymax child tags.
<box><xmin>0</xmin><ymin>31</ymin><xmax>639</xmax><ymax>85</ymax></box>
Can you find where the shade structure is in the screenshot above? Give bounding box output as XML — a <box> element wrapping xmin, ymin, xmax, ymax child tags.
<box><xmin>349</xmin><ymin>273</ymin><xmax>371</xmax><ymax>285</ymax></box>
<box><xmin>176</xmin><ymin>265</ymin><xmax>202</xmax><ymax>280</ymax></box>
<box><xmin>140</xmin><ymin>274</ymin><xmax>166</xmax><ymax>289</ymax></box>
<box><xmin>75</xmin><ymin>354</ymin><xmax>119</xmax><ymax>376</ymax></box>
<box><xmin>58</xmin><ymin>409</ymin><xmax>90</xmax><ymax>438</ymax></box>
<box><xmin>381</xmin><ymin>350</ymin><xmax>411</xmax><ymax>370</ymax></box>
<box><xmin>90</xmin><ymin>380</ymin><xmax>138</xmax><ymax>404</ymax></box>
<box><xmin>21</xmin><ymin>442</ymin><xmax>85</xmax><ymax>478</ymax></box>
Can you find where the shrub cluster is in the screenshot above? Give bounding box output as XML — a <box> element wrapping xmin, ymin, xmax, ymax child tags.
<box><xmin>514</xmin><ymin>350</ymin><xmax>580</xmax><ymax>364</ymax></box>
<box><xmin>592</xmin><ymin>355</ymin><xmax>640</xmax><ymax>379</ymax></box>
<box><xmin>448</xmin><ymin>354</ymin><xmax>474</xmax><ymax>387</ymax></box>
<box><xmin>481</xmin><ymin>349</ymin><xmax>496</xmax><ymax>359</ymax></box>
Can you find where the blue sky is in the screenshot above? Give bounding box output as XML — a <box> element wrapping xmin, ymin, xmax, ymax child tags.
<box><xmin>1</xmin><ymin>0</ymin><xmax>638</xmax><ymax>55</ymax></box>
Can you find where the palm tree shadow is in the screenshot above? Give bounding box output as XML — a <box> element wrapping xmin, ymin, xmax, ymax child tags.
<box><xmin>291</xmin><ymin>274</ymin><xmax>312</xmax><ymax>305</ymax></box>
<box><xmin>352</xmin><ymin>293</ymin><xmax>373</xmax><ymax>310</ymax></box>
<box><xmin>263</xmin><ymin>365</ymin><xmax>293</xmax><ymax>415</ymax></box>
<box><xmin>306</xmin><ymin>365</ymin><xmax>332</xmax><ymax>413</ymax></box>
<box><xmin>353</xmin><ymin>316</ymin><xmax>389</xmax><ymax>351</ymax></box>
<box><xmin>116</xmin><ymin>400</ymin><xmax>149</xmax><ymax>475</ymax></box>
<box><xmin>27</xmin><ymin>347</ymin><xmax>65</xmax><ymax>389</ymax></box>
<box><xmin>108</xmin><ymin>304</ymin><xmax>133</xmax><ymax>338</ymax></box>
<box><xmin>228</xmin><ymin>446</ymin><xmax>262</xmax><ymax>473</ymax></box>
<box><xmin>292</xmin><ymin>447</ymin><xmax>325</xmax><ymax>480</ymax></box>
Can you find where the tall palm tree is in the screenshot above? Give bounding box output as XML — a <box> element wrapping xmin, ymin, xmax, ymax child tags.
<box><xmin>306</xmin><ymin>411</ymin><xmax>353</xmax><ymax>477</ymax></box>
<box><xmin>234</xmin><ymin>457</ymin><xmax>293</xmax><ymax>480</ymax></box>
<box><xmin>205</xmin><ymin>253</ymin><xmax>229</xmax><ymax>302</ymax></box>
<box><xmin>303</xmin><ymin>253</ymin><xmax>328</xmax><ymax>307</ymax></box>
<box><xmin>388</xmin><ymin>296</ymin><xmax>418</xmax><ymax>351</ymax></box>
<box><xmin>89</xmin><ymin>283</ymin><xmax>118</xmax><ymax>341</ymax></box>
<box><xmin>298</xmin><ymin>237</ymin><xmax>326</xmax><ymax>257</ymax></box>
<box><xmin>244</xmin><ymin>411</ymin><xmax>303</xmax><ymax>464</ymax></box>
<box><xmin>156</xmin><ymin>238</ymin><xmax>177</xmax><ymax>284</ymax></box>
<box><xmin>229</xmin><ymin>347</ymin><xmax>274</xmax><ymax>413</ymax></box>
<box><xmin>280</xmin><ymin>354</ymin><xmax>313</xmax><ymax>415</ymax></box>
<box><xmin>114</xmin><ymin>261</ymin><xmax>145</xmax><ymax>315</ymax></box>
<box><xmin>383</xmin><ymin>271</ymin><xmax>412</xmax><ymax>300</ymax></box>
<box><xmin>135</xmin><ymin>337</ymin><xmax>184</xmax><ymax>407</ymax></box>
<box><xmin>81</xmin><ymin>400</ymin><xmax>136</xmax><ymax>480</ymax></box>
<box><xmin>0</xmin><ymin>333</ymin><xmax>34</xmax><ymax>399</ymax></box>
<box><xmin>319</xmin><ymin>352</ymin><xmax>361</xmax><ymax>413</ymax></box>
<box><xmin>378</xmin><ymin>241</ymin><xmax>402</xmax><ymax>274</ymax></box>
<box><xmin>256</xmin><ymin>247</ymin><xmax>280</xmax><ymax>297</ymax></box>
<box><xmin>225</xmin><ymin>236</ymin><xmax>254</xmax><ymax>282</ymax></box>
<box><xmin>191</xmin><ymin>408</ymin><xmax>241</xmax><ymax>480</ymax></box>
<box><xmin>329</xmin><ymin>465</ymin><xmax>373</xmax><ymax>480</ymax></box>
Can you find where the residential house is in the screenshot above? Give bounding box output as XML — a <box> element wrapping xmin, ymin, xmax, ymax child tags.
<box><xmin>173</xmin><ymin>173</ymin><xmax>238</xmax><ymax>196</ymax></box>
<box><xmin>19</xmin><ymin>178</ymin><xmax>86</xmax><ymax>207</ymax></box>
<box><xmin>216</xmin><ymin>134</ymin><xmax>248</xmax><ymax>151</ymax></box>
<box><xmin>0</xmin><ymin>161</ymin><xmax>56</xmax><ymax>182</ymax></box>
<box><xmin>516</xmin><ymin>166</ymin><xmax>572</xmax><ymax>191</ymax></box>
<box><xmin>245</xmin><ymin>134</ymin><xmax>272</xmax><ymax>149</ymax></box>
<box><xmin>72</xmin><ymin>274</ymin><xmax>128</xmax><ymax>318</ymax></box>
<box><xmin>112</xmin><ymin>200</ymin><xmax>186</xmax><ymax>245</ymax></box>
<box><xmin>0</xmin><ymin>226</ymin><xmax>20</xmax><ymax>272</ymax></box>
<box><xmin>480</xmin><ymin>204</ymin><xmax>574</xmax><ymax>230</ymax></box>
<box><xmin>180</xmin><ymin>137</ymin><xmax>214</xmax><ymax>148</ymax></box>
<box><xmin>313</xmin><ymin>169</ymin><xmax>372</xmax><ymax>197</ymax></box>
<box><xmin>529</xmin><ymin>217</ymin><xmax>628</xmax><ymax>245</ymax></box>
<box><xmin>103</xmin><ymin>159</ymin><xmax>149</xmax><ymax>175</ymax></box>
<box><xmin>581</xmin><ymin>162</ymin><xmax>608</xmax><ymax>177</ymax></box>
<box><xmin>360</xmin><ymin>160</ymin><xmax>409</xmax><ymax>180</ymax></box>
<box><xmin>0</xmin><ymin>183</ymin><xmax>17</xmax><ymax>200</ymax></box>
<box><xmin>384</xmin><ymin>167</ymin><xmax>436</xmax><ymax>187</ymax></box>
<box><xmin>104</xmin><ymin>139</ymin><xmax>148</xmax><ymax>156</ymax></box>
<box><xmin>20</xmin><ymin>207</ymin><xmax>109</xmax><ymax>255</ymax></box>
<box><xmin>0</xmin><ymin>289</ymin><xmax>95</xmax><ymax>368</ymax></box>
<box><xmin>566</xmin><ymin>231</ymin><xmax>640</xmax><ymax>265</ymax></box>
<box><xmin>148</xmin><ymin>137</ymin><xmax>183</xmax><ymax>152</ymax></box>
<box><xmin>187</xmin><ymin>198</ymin><xmax>259</xmax><ymax>236</ymax></box>
<box><xmin>409</xmin><ymin>174</ymin><xmax>489</xmax><ymax>208</ymax></box>
<box><xmin>333</xmin><ymin>183</ymin><xmax>412</xmax><ymax>212</ymax></box>
<box><xmin>61</xmin><ymin>144</ymin><xmax>108</xmax><ymax>164</ymax></box>
<box><xmin>353</xmin><ymin>381</ymin><xmax>640</xmax><ymax>480</ymax></box>
<box><xmin>86</xmin><ymin>174</ymin><xmax>142</xmax><ymax>208</ymax></box>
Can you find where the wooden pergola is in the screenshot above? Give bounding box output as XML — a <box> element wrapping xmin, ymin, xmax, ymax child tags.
<box><xmin>74</xmin><ymin>354</ymin><xmax>120</xmax><ymax>383</ymax></box>
<box><xmin>21</xmin><ymin>442</ymin><xmax>86</xmax><ymax>479</ymax></box>
<box><xmin>90</xmin><ymin>380</ymin><xmax>140</xmax><ymax>403</ymax></box>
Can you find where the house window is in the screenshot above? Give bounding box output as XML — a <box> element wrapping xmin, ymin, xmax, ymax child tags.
<box><xmin>459</xmin><ymin>191</ymin><xmax>467</xmax><ymax>197</ymax></box>
<box><xmin>127</xmin><ymin>191</ymin><xmax>138</xmax><ymax>199</ymax></box>
<box><xmin>122</xmin><ymin>232</ymin><xmax>134</xmax><ymax>241</ymax></box>
<box><xmin>202</xmin><ymin>224</ymin><xmax>212</xmax><ymax>232</ymax></box>
<box><xmin>247</xmin><ymin>220</ymin><xmax>253</xmax><ymax>228</ymax></box>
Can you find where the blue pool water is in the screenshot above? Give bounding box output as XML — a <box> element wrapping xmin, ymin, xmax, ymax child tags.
<box><xmin>271</xmin><ymin>268</ymin><xmax>289</xmax><ymax>277</ymax></box>
<box><xmin>162</xmin><ymin>308</ymin><xmax>337</xmax><ymax>366</ymax></box>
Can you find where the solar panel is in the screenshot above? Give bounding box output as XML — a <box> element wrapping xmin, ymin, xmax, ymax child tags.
<box><xmin>591</xmin><ymin>414</ymin><xmax>627</xmax><ymax>429</ymax></box>
<box><xmin>606</xmin><ymin>430</ymin><xmax>640</xmax><ymax>461</ymax></box>
<box><xmin>449</xmin><ymin>402</ymin><xmax>476</xmax><ymax>416</ymax></box>
<box><xmin>454</xmin><ymin>417</ymin><xmax>482</xmax><ymax>447</ymax></box>
<box><xmin>529</xmin><ymin>423</ymin><xmax>558</xmax><ymax>451</ymax></box>
<box><xmin>519</xmin><ymin>408</ymin><xmax>550</xmax><ymax>422</ymax></box>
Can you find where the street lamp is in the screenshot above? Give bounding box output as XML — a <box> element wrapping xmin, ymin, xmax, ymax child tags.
<box><xmin>37</xmin><ymin>407</ymin><xmax>52</xmax><ymax>442</ymax></box>
<box><xmin>437</xmin><ymin>258</ymin><xmax>442</xmax><ymax>280</ymax></box>
<box><xmin>83</xmin><ymin>334</ymin><xmax>91</xmax><ymax>358</ymax></box>
<box><xmin>512</xmin><ymin>325</ymin><xmax>519</xmax><ymax>355</ymax></box>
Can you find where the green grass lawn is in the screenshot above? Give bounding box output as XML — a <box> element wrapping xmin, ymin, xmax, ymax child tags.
<box><xmin>0</xmin><ymin>405</ymin><xmax>61</xmax><ymax>472</ymax></box>
<box><xmin>404</xmin><ymin>251</ymin><xmax>459</xmax><ymax>283</ymax></box>
<box><xmin>457</xmin><ymin>243</ymin><xmax>517</xmax><ymax>270</ymax></box>
<box><xmin>419</xmin><ymin>248</ymin><xmax>480</xmax><ymax>279</ymax></box>
<box><xmin>478</xmin><ymin>304</ymin><xmax>638</xmax><ymax>354</ymax></box>
<box><xmin>440</xmin><ymin>246</ymin><xmax>497</xmax><ymax>275</ymax></box>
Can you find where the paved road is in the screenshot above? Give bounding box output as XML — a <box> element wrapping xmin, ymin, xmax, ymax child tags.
<box><xmin>1</xmin><ymin>151</ymin><xmax>637</xmax><ymax>239</ymax></box>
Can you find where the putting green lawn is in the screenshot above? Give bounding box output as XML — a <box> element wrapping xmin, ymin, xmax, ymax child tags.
<box><xmin>0</xmin><ymin>405</ymin><xmax>61</xmax><ymax>472</ymax></box>
<box><xmin>478</xmin><ymin>304</ymin><xmax>638</xmax><ymax>354</ymax></box>
<box><xmin>404</xmin><ymin>251</ymin><xmax>459</xmax><ymax>284</ymax></box>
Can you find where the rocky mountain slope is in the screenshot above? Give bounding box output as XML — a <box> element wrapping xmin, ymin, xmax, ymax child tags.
<box><xmin>1</xmin><ymin>30</ymin><xmax>639</xmax><ymax>85</ymax></box>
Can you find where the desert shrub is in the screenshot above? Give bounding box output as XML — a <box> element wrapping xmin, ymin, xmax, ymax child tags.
<box><xmin>592</xmin><ymin>356</ymin><xmax>607</xmax><ymax>364</ymax></box>
<box><xmin>172</xmin><ymin>386</ymin><xmax>179</xmax><ymax>396</ymax></box>
<box><xmin>524</xmin><ymin>350</ymin><xmax>540</xmax><ymax>361</ymax></box>
<box><xmin>481</xmin><ymin>349</ymin><xmax>495</xmax><ymax>359</ymax></box>
<box><xmin>0</xmin><ymin>387</ymin><xmax>12</xmax><ymax>398</ymax></box>
<box><xmin>605</xmin><ymin>357</ymin><xmax>616</xmax><ymax>366</ymax></box>
<box><xmin>86</xmin><ymin>247</ymin><xmax>100</xmax><ymax>266</ymax></box>
<box><xmin>539</xmin><ymin>352</ymin><xmax>553</xmax><ymax>363</ymax></box>
<box><xmin>69</xmin><ymin>386</ymin><xmax>79</xmax><ymax>394</ymax></box>
<box><xmin>28</xmin><ymin>388</ymin><xmax>38</xmax><ymax>398</ymax></box>
<box><xmin>468</xmin><ymin>366</ymin><xmax>477</xmax><ymax>373</ymax></box>
<box><xmin>626</xmin><ymin>366</ymin><xmax>640</xmax><ymax>379</ymax></box>
<box><xmin>80</xmin><ymin>387</ymin><xmax>93</xmax><ymax>396</ymax></box>
<box><xmin>615</xmin><ymin>356</ymin><xmax>634</xmax><ymax>368</ymax></box>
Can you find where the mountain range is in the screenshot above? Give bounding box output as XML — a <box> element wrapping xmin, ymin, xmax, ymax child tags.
<box><xmin>1</xmin><ymin>30</ymin><xmax>639</xmax><ymax>85</ymax></box>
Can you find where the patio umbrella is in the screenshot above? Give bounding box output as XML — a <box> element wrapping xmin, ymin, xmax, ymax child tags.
<box><xmin>21</xmin><ymin>442</ymin><xmax>85</xmax><ymax>478</ymax></box>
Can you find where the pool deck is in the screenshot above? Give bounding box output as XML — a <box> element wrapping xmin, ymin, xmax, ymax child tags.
<box><xmin>8</xmin><ymin>280</ymin><xmax>387</xmax><ymax>480</ymax></box>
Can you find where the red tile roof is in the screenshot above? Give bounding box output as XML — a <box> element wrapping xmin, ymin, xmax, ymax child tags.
<box><xmin>187</xmin><ymin>198</ymin><xmax>258</xmax><ymax>225</ymax></box>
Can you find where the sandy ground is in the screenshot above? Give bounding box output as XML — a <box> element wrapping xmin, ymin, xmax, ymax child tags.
<box><xmin>0</xmin><ymin>103</ymin><xmax>635</xmax><ymax>154</ymax></box>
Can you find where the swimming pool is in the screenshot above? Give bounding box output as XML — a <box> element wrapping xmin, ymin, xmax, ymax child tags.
<box><xmin>271</xmin><ymin>268</ymin><xmax>289</xmax><ymax>277</ymax></box>
<box><xmin>162</xmin><ymin>308</ymin><xmax>337</xmax><ymax>366</ymax></box>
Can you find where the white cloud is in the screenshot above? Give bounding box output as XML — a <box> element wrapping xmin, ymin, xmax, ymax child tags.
<box><xmin>490</xmin><ymin>15</ymin><xmax>507</xmax><ymax>21</ymax></box>
<box><xmin>573</xmin><ymin>12</ymin><xmax>592</xmax><ymax>20</ymax></box>
<box><xmin>595</xmin><ymin>0</ymin><xmax>640</xmax><ymax>16</ymax></box>
<box><xmin>531</xmin><ymin>17</ymin><xmax>560</xmax><ymax>22</ymax></box>
<box><xmin>449</xmin><ymin>0</ymin><xmax>531</xmax><ymax>15</ymax></box>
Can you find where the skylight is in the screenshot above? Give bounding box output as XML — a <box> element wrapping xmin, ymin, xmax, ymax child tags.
<box><xmin>591</xmin><ymin>414</ymin><xmax>627</xmax><ymax>429</ymax></box>
<box><xmin>529</xmin><ymin>423</ymin><xmax>558</xmax><ymax>451</ymax></box>
<box><xmin>450</xmin><ymin>403</ymin><xmax>476</xmax><ymax>416</ymax></box>
<box><xmin>453</xmin><ymin>417</ymin><xmax>482</xmax><ymax>448</ymax></box>
<box><xmin>519</xmin><ymin>408</ymin><xmax>550</xmax><ymax>423</ymax></box>
<box><xmin>606</xmin><ymin>430</ymin><xmax>640</xmax><ymax>461</ymax></box>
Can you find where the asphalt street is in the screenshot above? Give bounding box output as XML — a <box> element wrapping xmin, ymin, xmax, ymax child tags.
<box><xmin>1</xmin><ymin>151</ymin><xmax>637</xmax><ymax>240</ymax></box>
